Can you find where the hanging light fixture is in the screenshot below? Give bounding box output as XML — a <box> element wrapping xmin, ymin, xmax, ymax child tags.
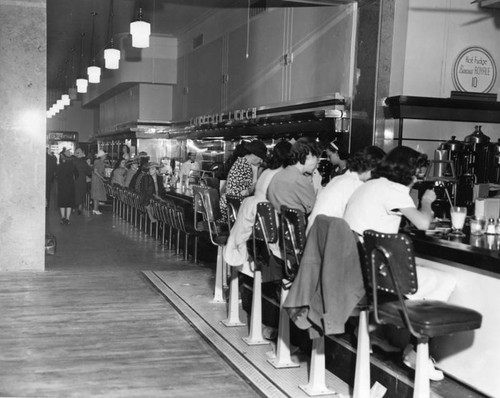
<box><xmin>130</xmin><ymin>7</ymin><xmax>150</xmax><ymax>48</ymax></box>
<box><xmin>68</xmin><ymin>48</ymin><xmax>78</xmax><ymax>100</ymax></box>
<box><xmin>76</xmin><ymin>33</ymin><xmax>88</xmax><ymax>93</ymax></box>
<box><xmin>104</xmin><ymin>0</ymin><xmax>120</xmax><ymax>69</ymax></box>
<box><xmin>87</xmin><ymin>11</ymin><xmax>101</xmax><ymax>83</ymax></box>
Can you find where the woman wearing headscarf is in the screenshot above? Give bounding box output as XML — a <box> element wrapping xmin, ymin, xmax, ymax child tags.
<box><xmin>91</xmin><ymin>150</ymin><xmax>108</xmax><ymax>215</ymax></box>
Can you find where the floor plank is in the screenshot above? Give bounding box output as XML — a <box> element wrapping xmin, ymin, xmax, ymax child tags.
<box><xmin>0</xmin><ymin>207</ymin><xmax>260</xmax><ymax>397</ymax></box>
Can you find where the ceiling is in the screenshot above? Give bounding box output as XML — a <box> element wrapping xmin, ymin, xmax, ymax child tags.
<box><xmin>46</xmin><ymin>0</ymin><xmax>352</xmax><ymax>92</ymax></box>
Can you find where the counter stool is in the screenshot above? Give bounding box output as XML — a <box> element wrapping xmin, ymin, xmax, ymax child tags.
<box><xmin>156</xmin><ymin>199</ymin><xmax>171</xmax><ymax>249</ymax></box>
<box><xmin>175</xmin><ymin>204</ymin><xmax>199</xmax><ymax>262</ymax></box>
<box><xmin>222</xmin><ymin>194</ymin><xmax>245</xmax><ymax>327</ymax></box>
<box><xmin>357</xmin><ymin>230</ymin><xmax>482</xmax><ymax>398</ymax></box>
<box><xmin>164</xmin><ymin>199</ymin><xmax>181</xmax><ymax>254</ymax></box>
<box><xmin>281</xmin><ymin>206</ymin><xmax>332</xmax><ymax>395</ymax></box>
<box><xmin>193</xmin><ymin>186</ymin><xmax>228</xmax><ymax>303</ymax></box>
<box><xmin>255</xmin><ymin>202</ymin><xmax>299</xmax><ymax>368</ymax></box>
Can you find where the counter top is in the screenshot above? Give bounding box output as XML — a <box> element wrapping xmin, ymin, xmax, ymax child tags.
<box><xmin>410</xmin><ymin>228</ymin><xmax>500</xmax><ymax>274</ymax></box>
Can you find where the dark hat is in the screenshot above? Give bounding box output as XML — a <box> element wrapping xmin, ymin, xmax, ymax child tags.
<box><xmin>126</xmin><ymin>159</ymin><xmax>139</xmax><ymax>167</ymax></box>
<box><xmin>245</xmin><ymin>140</ymin><xmax>268</xmax><ymax>161</ymax></box>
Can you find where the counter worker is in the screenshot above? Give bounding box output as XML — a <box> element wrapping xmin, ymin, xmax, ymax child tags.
<box><xmin>325</xmin><ymin>140</ymin><xmax>347</xmax><ymax>180</ymax></box>
<box><xmin>179</xmin><ymin>152</ymin><xmax>200</xmax><ymax>185</ymax></box>
<box><xmin>343</xmin><ymin>145</ymin><xmax>457</xmax><ymax>381</ymax></box>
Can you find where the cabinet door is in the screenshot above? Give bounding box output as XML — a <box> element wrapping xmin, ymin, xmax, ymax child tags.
<box><xmin>186</xmin><ymin>38</ymin><xmax>224</xmax><ymax>118</ymax></box>
<box><xmin>227</xmin><ymin>9</ymin><xmax>286</xmax><ymax>110</ymax></box>
<box><xmin>290</xmin><ymin>6</ymin><xmax>354</xmax><ymax>102</ymax></box>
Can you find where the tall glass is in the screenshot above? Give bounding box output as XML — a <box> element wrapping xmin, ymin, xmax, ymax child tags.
<box><xmin>449</xmin><ymin>206</ymin><xmax>467</xmax><ymax>236</ymax></box>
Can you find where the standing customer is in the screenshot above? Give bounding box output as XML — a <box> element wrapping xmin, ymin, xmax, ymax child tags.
<box><xmin>73</xmin><ymin>148</ymin><xmax>91</xmax><ymax>215</ymax></box>
<box><xmin>57</xmin><ymin>149</ymin><xmax>78</xmax><ymax>225</ymax></box>
<box><xmin>91</xmin><ymin>149</ymin><xmax>108</xmax><ymax>215</ymax></box>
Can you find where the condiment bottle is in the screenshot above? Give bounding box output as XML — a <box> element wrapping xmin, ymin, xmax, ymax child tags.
<box><xmin>485</xmin><ymin>218</ymin><xmax>496</xmax><ymax>234</ymax></box>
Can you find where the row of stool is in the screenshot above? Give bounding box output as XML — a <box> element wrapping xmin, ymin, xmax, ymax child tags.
<box><xmin>105</xmin><ymin>184</ymin><xmax>199</xmax><ymax>261</ymax></box>
<box><xmin>189</xmin><ymin>185</ymin><xmax>483</xmax><ymax>398</ymax></box>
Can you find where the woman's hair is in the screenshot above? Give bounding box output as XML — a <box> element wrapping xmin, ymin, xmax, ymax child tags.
<box><xmin>347</xmin><ymin>145</ymin><xmax>386</xmax><ymax>173</ymax></box>
<box><xmin>268</xmin><ymin>140</ymin><xmax>292</xmax><ymax>169</ymax></box>
<box><xmin>121</xmin><ymin>144</ymin><xmax>130</xmax><ymax>154</ymax></box>
<box><xmin>373</xmin><ymin>146</ymin><xmax>428</xmax><ymax>186</ymax></box>
<box><xmin>289</xmin><ymin>138</ymin><xmax>322</xmax><ymax>165</ymax></box>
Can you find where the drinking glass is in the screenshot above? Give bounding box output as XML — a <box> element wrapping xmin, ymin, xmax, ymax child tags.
<box><xmin>449</xmin><ymin>206</ymin><xmax>467</xmax><ymax>236</ymax></box>
<box><xmin>469</xmin><ymin>217</ymin><xmax>486</xmax><ymax>236</ymax></box>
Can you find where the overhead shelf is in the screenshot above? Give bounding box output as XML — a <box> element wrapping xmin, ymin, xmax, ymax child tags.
<box><xmin>384</xmin><ymin>95</ymin><xmax>500</xmax><ymax>124</ymax></box>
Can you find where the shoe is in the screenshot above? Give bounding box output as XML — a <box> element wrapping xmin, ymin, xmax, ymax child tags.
<box><xmin>60</xmin><ymin>218</ymin><xmax>66</xmax><ymax>225</ymax></box>
<box><xmin>93</xmin><ymin>210</ymin><xmax>102</xmax><ymax>215</ymax></box>
<box><xmin>65</xmin><ymin>218</ymin><xmax>71</xmax><ymax>225</ymax></box>
<box><xmin>403</xmin><ymin>348</ymin><xmax>444</xmax><ymax>381</ymax></box>
<box><xmin>262</xmin><ymin>326</ymin><xmax>278</xmax><ymax>340</ymax></box>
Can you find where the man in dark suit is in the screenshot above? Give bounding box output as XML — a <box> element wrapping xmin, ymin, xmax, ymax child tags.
<box><xmin>46</xmin><ymin>147</ymin><xmax>57</xmax><ymax>209</ymax></box>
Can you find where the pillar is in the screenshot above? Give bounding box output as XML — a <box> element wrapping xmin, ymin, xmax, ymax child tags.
<box><xmin>0</xmin><ymin>0</ymin><xmax>46</xmax><ymax>271</ymax></box>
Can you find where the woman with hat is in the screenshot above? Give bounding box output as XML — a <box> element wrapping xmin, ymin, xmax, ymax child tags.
<box><xmin>91</xmin><ymin>149</ymin><xmax>108</xmax><ymax>215</ymax></box>
<box><xmin>73</xmin><ymin>148</ymin><xmax>91</xmax><ymax>215</ymax></box>
<box><xmin>219</xmin><ymin>139</ymin><xmax>268</xmax><ymax>225</ymax></box>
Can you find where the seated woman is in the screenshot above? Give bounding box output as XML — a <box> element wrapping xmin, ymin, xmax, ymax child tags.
<box><xmin>224</xmin><ymin>140</ymin><xmax>292</xmax><ymax>267</ymax></box>
<box><xmin>110</xmin><ymin>159</ymin><xmax>127</xmax><ymax>187</ymax></box>
<box><xmin>139</xmin><ymin>162</ymin><xmax>166</xmax><ymax>222</ymax></box>
<box><xmin>267</xmin><ymin>139</ymin><xmax>321</xmax><ymax>215</ymax></box>
<box><xmin>219</xmin><ymin>140</ymin><xmax>268</xmax><ymax>225</ymax></box>
<box><xmin>344</xmin><ymin>145</ymin><xmax>456</xmax><ymax>381</ymax></box>
<box><xmin>307</xmin><ymin>145</ymin><xmax>385</xmax><ymax>235</ymax></box>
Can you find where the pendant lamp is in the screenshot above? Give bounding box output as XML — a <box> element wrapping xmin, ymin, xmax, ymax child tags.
<box><xmin>87</xmin><ymin>12</ymin><xmax>101</xmax><ymax>83</ymax></box>
<box><xmin>76</xmin><ymin>33</ymin><xmax>88</xmax><ymax>93</ymax></box>
<box><xmin>104</xmin><ymin>0</ymin><xmax>121</xmax><ymax>69</ymax></box>
<box><xmin>130</xmin><ymin>8</ymin><xmax>150</xmax><ymax>48</ymax></box>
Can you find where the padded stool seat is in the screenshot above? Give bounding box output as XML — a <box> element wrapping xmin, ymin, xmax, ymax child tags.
<box><xmin>379</xmin><ymin>299</ymin><xmax>482</xmax><ymax>337</ymax></box>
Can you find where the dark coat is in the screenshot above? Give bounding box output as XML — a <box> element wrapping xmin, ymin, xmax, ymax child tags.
<box><xmin>140</xmin><ymin>174</ymin><xmax>165</xmax><ymax>205</ymax></box>
<box><xmin>283</xmin><ymin>215</ymin><xmax>365</xmax><ymax>338</ymax></box>
<box><xmin>73</xmin><ymin>157</ymin><xmax>91</xmax><ymax>206</ymax></box>
<box><xmin>57</xmin><ymin>158</ymin><xmax>79</xmax><ymax>208</ymax></box>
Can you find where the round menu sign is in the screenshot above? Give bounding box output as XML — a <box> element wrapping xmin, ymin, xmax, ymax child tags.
<box><xmin>452</xmin><ymin>47</ymin><xmax>497</xmax><ymax>93</ymax></box>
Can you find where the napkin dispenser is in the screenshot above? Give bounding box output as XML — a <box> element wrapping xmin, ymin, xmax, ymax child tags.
<box><xmin>475</xmin><ymin>197</ymin><xmax>500</xmax><ymax>220</ymax></box>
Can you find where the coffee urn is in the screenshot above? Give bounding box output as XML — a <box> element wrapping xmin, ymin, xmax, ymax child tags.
<box><xmin>438</xmin><ymin>135</ymin><xmax>468</xmax><ymax>177</ymax></box>
<box><xmin>463</xmin><ymin>125</ymin><xmax>494</xmax><ymax>183</ymax></box>
<box><xmin>493</xmin><ymin>138</ymin><xmax>500</xmax><ymax>184</ymax></box>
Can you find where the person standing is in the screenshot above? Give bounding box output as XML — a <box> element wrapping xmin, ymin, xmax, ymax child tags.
<box><xmin>73</xmin><ymin>148</ymin><xmax>91</xmax><ymax>215</ymax></box>
<box><xmin>179</xmin><ymin>152</ymin><xmax>201</xmax><ymax>186</ymax></box>
<box><xmin>91</xmin><ymin>150</ymin><xmax>108</xmax><ymax>215</ymax></box>
<box><xmin>57</xmin><ymin>149</ymin><xmax>78</xmax><ymax>224</ymax></box>
<box><xmin>46</xmin><ymin>147</ymin><xmax>57</xmax><ymax>210</ymax></box>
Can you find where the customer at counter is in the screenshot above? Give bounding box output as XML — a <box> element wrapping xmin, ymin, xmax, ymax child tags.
<box><xmin>224</xmin><ymin>140</ymin><xmax>292</xmax><ymax>267</ymax></box>
<box><xmin>267</xmin><ymin>139</ymin><xmax>321</xmax><ymax>215</ymax></box>
<box><xmin>219</xmin><ymin>140</ymin><xmax>268</xmax><ymax>225</ymax></box>
<box><xmin>306</xmin><ymin>145</ymin><xmax>385</xmax><ymax>235</ymax></box>
<box><xmin>140</xmin><ymin>162</ymin><xmax>165</xmax><ymax>223</ymax></box>
<box><xmin>124</xmin><ymin>160</ymin><xmax>139</xmax><ymax>188</ymax></box>
<box><xmin>344</xmin><ymin>145</ymin><xmax>456</xmax><ymax>381</ymax></box>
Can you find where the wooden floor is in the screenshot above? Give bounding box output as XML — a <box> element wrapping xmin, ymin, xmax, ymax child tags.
<box><xmin>0</xmin><ymin>203</ymin><xmax>260</xmax><ymax>397</ymax></box>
